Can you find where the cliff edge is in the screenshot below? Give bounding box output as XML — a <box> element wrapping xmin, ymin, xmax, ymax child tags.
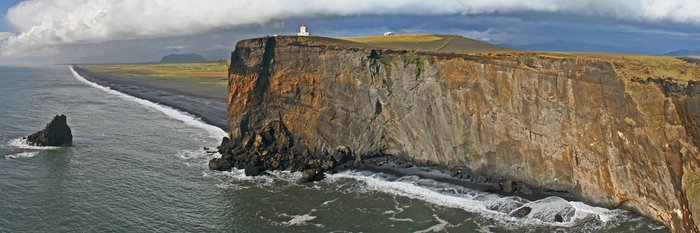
<box><xmin>221</xmin><ymin>36</ymin><xmax>700</xmax><ymax>232</ymax></box>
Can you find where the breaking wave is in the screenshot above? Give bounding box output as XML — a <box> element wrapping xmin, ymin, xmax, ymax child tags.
<box><xmin>7</xmin><ymin>138</ymin><xmax>60</xmax><ymax>150</ymax></box>
<box><xmin>69</xmin><ymin>66</ymin><xmax>227</xmax><ymax>140</ymax></box>
<box><xmin>4</xmin><ymin>151</ymin><xmax>39</xmax><ymax>160</ymax></box>
<box><xmin>326</xmin><ymin>170</ymin><xmax>629</xmax><ymax>230</ymax></box>
<box><xmin>5</xmin><ymin>138</ymin><xmax>61</xmax><ymax>160</ymax></box>
<box><xmin>210</xmin><ymin>167</ymin><xmax>633</xmax><ymax>230</ymax></box>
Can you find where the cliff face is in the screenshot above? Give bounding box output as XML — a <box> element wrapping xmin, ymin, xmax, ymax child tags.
<box><xmin>227</xmin><ymin>36</ymin><xmax>700</xmax><ymax>232</ymax></box>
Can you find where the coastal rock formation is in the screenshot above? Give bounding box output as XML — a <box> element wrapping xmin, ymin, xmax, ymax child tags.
<box><xmin>25</xmin><ymin>114</ymin><xmax>72</xmax><ymax>146</ymax></box>
<box><xmin>219</xmin><ymin>36</ymin><xmax>700</xmax><ymax>232</ymax></box>
<box><xmin>210</xmin><ymin>120</ymin><xmax>353</xmax><ymax>182</ymax></box>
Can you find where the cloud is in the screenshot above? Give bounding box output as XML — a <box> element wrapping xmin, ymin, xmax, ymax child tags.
<box><xmin>617</xmin><ymin>25</ymin><xmax>700</xmax><ymax>37</ymax></box>
<box><xmin>0</xmin><ymin>32</ymin><xmax>14</xmax><ymax>41</ymax></box>
<box><xmin>3</xmin><ymin>0</ymin><xmax>700</xmax><ymax>56</ymax></box>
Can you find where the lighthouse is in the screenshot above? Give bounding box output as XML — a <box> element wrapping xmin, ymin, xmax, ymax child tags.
<box><xmin>297</xmin><ymin>24</ymin><xmax>311</xmax><ymax>36</ymax></box>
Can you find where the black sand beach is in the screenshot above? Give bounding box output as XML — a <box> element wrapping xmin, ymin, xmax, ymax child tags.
<box><xmin>74</xmin><ymin>64</ymin><xmax>572</xmax><ymax>201</ymax></box>
<box><xmin>72</xmin><ymin>66</ymin><xmax>229</xmax><ymax>131</ymax></box>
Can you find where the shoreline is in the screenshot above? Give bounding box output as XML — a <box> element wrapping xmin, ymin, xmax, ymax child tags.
<box><xmin>335</xmin><ymin>156</ymin><xmax>579</xmax><ymax>202</ymax></box>
<box><xmin>74</xmin><ymin>64</ymin><xmax>607</xmax><ymax>220</ymax></box>
<box><xmin>72</xmin><ymin>66</ymin><xmax>229</xmax><ymax>131</ymax></box>
<box><xmin>74</xmin><ymin>64</ymin><xmax>580</xmax><ymax>203</ymax></box>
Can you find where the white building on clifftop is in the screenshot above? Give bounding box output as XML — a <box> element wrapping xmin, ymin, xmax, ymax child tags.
<box><xmin>297</xmin><ymin>24</ymin><xmax>311</xmax><ymax>36</ymax></box>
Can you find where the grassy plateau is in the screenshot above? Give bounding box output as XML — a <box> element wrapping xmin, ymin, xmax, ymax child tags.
<box><xmin>339</xmin><ymin>34</ymin><xmax>513</xmax><ymax>53</ymax></box>
<box><xmin>81</xmin><ymin>62</ymin><xmax>229</xmax><ymax>87</ymax></box>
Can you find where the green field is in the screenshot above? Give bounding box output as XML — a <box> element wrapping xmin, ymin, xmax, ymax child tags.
<box><xmin>81</xmin><ymin>62</ymin><xmax>229</xmax><ymax>86</ymax></box>
<box><xmin>339</xmin><ymin>34</ymin><xmax>513</xmax><ymax>53</ymax></box>
<box><xmin>341</xmin><ymin>34</ymin><xmax>443</xmax><ymax>43</ymax></box>
<box><xmin>543</xmin><ymin>52</ymin><xmax>699</xmax><ymax>84</ymax></box>
<box><xmin>624</xmin><ymin>55</ymin><xmax>696</xmax><ymax>82</ymax></box>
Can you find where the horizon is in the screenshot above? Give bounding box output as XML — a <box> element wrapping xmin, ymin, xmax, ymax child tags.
<box><xmin>1</xmin><ymin>1</ymin><xmax>700</xmax><ymax>64</ymax></box>
<box><xmin>1</xmin><ymin>1</ymin><xmax>699</xmax><ymax>232</ymax></box>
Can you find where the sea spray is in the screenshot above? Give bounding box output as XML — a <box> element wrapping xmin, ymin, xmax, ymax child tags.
<box><xmin>7</xmin><ymin>138</ymin><xmax>60</xmax><ymax>150</ymax></box>
<box><xmin>324</xmin><ymin>170</ymin><xmax>629</xmax><ymax>229</ymax></box>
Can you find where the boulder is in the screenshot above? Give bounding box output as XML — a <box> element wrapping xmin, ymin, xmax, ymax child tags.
<box><xmin>216</xmin><ymin>137</ymin><xmax>231</xmax><ymax>154</ymax></box>
<box><xmin>208</xmin><ymin>158</ymin><xmax>231</xmax><ymax>171</ymax></box>
<box><xmin>320</xmin><ymin>160</ymin><xmax>335</xmax><ymax>171</ymax></box>
<box><xmin>500</xmin><ymin>180</ymin><xmax>514</xmax><ymax>194</ymax></box>
<box><xmin>554</xmin><ymin>213</ymin><xmax>564</xmax><ymax>222</ymax></box>
<box><xmin>25</xmin><ymin>114</ymin><xmax>72</xmax><ymax>146</ymax></box>
<box><xmin>332</xmin><ymin>146</ymin><xmax>354</xmax><ymax>165</ymax></box>
<box><xmin>511</xmin><ymin>206</ymin><xmax>532</xmax><ymax>218</ymax></box>
<box><xmin>244</xmin><ymin>164</ymin><xmax>263</xmax><ymax>176</ymax></box>
<box><xmin>300</xmin><ymin>169</ymin><xmax>325</xmax><ymax>182</ymax></box>
<box><xmin>515</xmin><ymin>183</ymin><xmax>534</xmax><ymax>195</ymax></box>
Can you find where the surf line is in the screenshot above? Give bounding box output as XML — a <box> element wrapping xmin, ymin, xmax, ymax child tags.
<box><xmin>69</xmin><ymin>65</ymin><xmax>227</xmax><ymax>140</ymax></box>
<box><xmin>327</xmin><ymin>171</ymin><xmax>628</xmax><ymax>229</ymax></box>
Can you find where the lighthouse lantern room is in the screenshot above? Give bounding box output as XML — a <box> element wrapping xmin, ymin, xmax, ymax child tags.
<box><xmin>297</xmin><ymin>24</ymin><xmax>311</xmax><ymax>36</ymax></box>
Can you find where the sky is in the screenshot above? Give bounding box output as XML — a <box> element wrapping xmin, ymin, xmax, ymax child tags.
<box><xmin>0</xmin><ymin>0</ymin><xmax>20</xmax><ymax>32</ymax></box>
<box><xmin>1</xmin><ymin>0</ymin><xmax>700</xmax><ymax>64</ymax></box>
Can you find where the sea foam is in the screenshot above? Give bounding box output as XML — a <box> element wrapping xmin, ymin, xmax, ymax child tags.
<box><xmin>327</xmin><ymin>170</ymin><xmax>629</xmax><ymax>229</ymax></box>
<box><xmin>7</xmin><ymin>138</ymin><xmax>59</xmax><ymax>150</ymax></box>
<box><xmin>5</xmin><ymin>138</ymin><xmax>59</xmax><ymax>160</ymax></box>
<box><xmin>212</xmin><ymin>167</ymin><xmax>630</xmax><ymax>230</ymax></box>
<box><xmin>69</xmin><ymin>66</ymin><xmax>227</xmax><ymax>140</ymax></box>
<box><xmin>4</xmin><ymin>151</ymin><xmax>39</xmax><ymax>160</ymax></box>
<box><xmin>286</xmin><ymin>214</ymin><xmax>317</xmax><ymax>226</ymax></box>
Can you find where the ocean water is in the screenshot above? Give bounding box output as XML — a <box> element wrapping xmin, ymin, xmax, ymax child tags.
<box><xmin>0</xmin><ymin>65</ymin><xmax>669</xmax><ymax>232</ymax></box>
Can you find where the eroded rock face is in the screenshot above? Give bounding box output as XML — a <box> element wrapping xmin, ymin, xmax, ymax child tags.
<box><xmin>224</xmin><ymin>36</ymin><xmax>700</xmax><ymax>232</ymax></box>
<box><xmin>210</xmin><ymin>119</ymin><xmax>355</xmax><ymax>182</ymax></box>
<box><xmin>25</xmin><ymin>114</ymin><xmax>72</xmax><ymax>146</ymax></box>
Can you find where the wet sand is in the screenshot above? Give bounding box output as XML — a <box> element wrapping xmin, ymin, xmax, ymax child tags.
<box><xmin>73</xmin><ymin>66</ymin><xmax>229</xmax><ymax>131</ymax></box>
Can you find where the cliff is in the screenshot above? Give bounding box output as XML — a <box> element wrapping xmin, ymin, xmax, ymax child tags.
<box><xmin>223</xmin><ymin>36</ymin><xmax>700</xmax><ymax>232</ymax></box>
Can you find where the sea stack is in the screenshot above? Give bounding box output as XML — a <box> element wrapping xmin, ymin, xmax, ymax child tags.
<box><xmin>25</xmin><ymin>114</ymin><xmax>73</xmax><ymax>146</ymax></box>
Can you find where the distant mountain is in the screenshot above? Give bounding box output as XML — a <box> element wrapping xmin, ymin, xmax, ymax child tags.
<box><xmin>198</xmin><ymin>49</ymin><xmax>231</xmax><ymax>61</ymax></box>
<box><xmin>502</xmin><ymin>41</ymin><xmax>647</xmax><ymax>54</ymax></box>
<box><xmin>664</xmin><ymin>49</ymin><xmax>700</xmax><ymax>57</ymax></box>
<box><xmin>160</xmin><ymin>53</ymin><xmax>207</xmax><ymax>63</ymax></box>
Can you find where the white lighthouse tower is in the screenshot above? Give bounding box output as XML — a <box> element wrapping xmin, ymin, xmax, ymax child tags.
<box><xmin>297</xmin><ymin>24</ymin><xmax>311</xmax><ymax>36</ymax></box>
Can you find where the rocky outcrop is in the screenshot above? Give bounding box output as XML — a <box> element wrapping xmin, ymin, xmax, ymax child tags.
<box><xmin>25</xmin><ymin>114</ymin><xmax>72</xmax><ymax>146</ymax></box>
<box><xmin>210</xmin><ymin>119</ymin><xmax>354</xmax><ymax>182</ymax></box>
<box><xmin>219</xmin><ymin>36</ymin><xmax>700</xmax><ymax>232</ymax></box>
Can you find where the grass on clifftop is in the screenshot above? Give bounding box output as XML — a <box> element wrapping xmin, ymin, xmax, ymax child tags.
<box><xmin>624</xmin><ymin>55</ymin><xmax>696</xmax><ymax>82</ymax></box>
<box><xmin>338</xmin><ymin>34</ymin><xmax>697</xmax><ymax>84</ymax></box>
<box><xmin>341</xmin><ymin>34</ymin><xmax>443</xmax><ymax>43</ymax></box>
<box><xmin>81</xmin><ymin>62</ymin><xmax>229</xmax><ymax>86</ymax></box>
<box><xmin>545</xmin><ymin>52</ymin><xmax>699</xmax><ymax>84</ymax></box>
<box><xmin>339</xmin><ymin>34</ymin><xmax>513</xmax><ymax>53</ymax></box>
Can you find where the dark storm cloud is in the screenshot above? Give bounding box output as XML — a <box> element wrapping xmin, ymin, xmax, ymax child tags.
<box><xmin>2</xmin><ymin>1</ymin><xmax>700</xmax><ymax>63</ymax></box>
